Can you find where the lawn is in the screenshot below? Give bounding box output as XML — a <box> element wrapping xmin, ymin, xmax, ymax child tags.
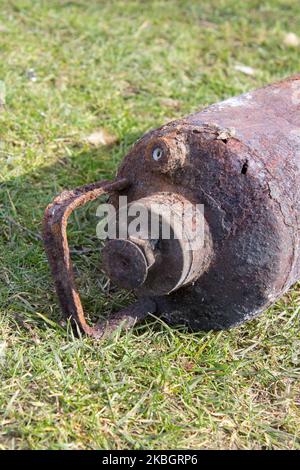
<box><xmin>0</xmin><ymin>0</ymin><xmax>300</xmax><ymax>450</ymax></box>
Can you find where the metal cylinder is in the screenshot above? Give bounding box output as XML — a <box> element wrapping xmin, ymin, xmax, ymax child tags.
<box><xmin>43</xmin><ymin>75</ymin><xmax>300</xmax><ymax>335</ymax></box>
<box><xmin>107</xmin><ymin>75</ymin><xmax>300</xmax><ymax>330</ymax></box>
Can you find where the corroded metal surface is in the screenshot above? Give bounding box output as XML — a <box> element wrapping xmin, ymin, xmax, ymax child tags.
<box><xmin>43</xmin><ymin>75</ymin><xmax>300</xmax><ymax>335</ymax></box>
<box><xmin>116</xmin><ymin>74</ymin><xmax>300</xmax><ymax>330</ymax></box>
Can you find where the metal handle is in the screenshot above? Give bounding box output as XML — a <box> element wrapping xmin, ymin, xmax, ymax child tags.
<box><xmin>42</xmin><ymin>178</ymin><xmax>156</xmax><ymax>339</ymax></box>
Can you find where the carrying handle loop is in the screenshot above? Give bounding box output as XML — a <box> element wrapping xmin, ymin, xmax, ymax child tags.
<box><xmin>42</xmin><ymin>178</ymin><xmax>156</xmax><ymax>339</ymax></box>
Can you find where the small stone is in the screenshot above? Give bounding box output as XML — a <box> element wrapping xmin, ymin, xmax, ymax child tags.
<box><xmin>234</xmin><ymin>64</ymin><xmax>257</xmax><ymax>76</ymax></box>
<box><xmin>84</xmin><ymin>129</ymin><xmax>118</xmax><ymax>147</ymax></box>
<box><xmin>26</xmin><ymin>68</ymin><xmax>38</xmax><ymax>82</ymax></box>
<box><xmin>159</xmin><ymin>97</ymin><xmax>181</xmax><ymax>110</ymax></box>
<box><xmin>0</xmin><ymin>23</ymin><xmax>9</xmax><ymax>33</ymax></box>
<box><xmin>283</xmin><ymin>32</ymin><xmax>300</xmax><ymax>47</ymax></box>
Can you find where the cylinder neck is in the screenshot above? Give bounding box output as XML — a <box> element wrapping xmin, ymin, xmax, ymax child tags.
<box><xmin>102</xmin><ymin>192</ymin><xmax>213</xmax><ymax>296</ymax></box>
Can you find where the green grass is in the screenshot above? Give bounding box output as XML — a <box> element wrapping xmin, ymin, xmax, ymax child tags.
<box><xmin>0</xmin><ymin>0</ymin><xmax>300</xmax><ymax>450</ymax></box>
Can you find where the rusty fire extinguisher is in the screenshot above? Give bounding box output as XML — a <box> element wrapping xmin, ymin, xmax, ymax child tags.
<box><xmin>43</xmin><ymin>75</ymin><xmax>300</xmax><ymax>338</ymax></box>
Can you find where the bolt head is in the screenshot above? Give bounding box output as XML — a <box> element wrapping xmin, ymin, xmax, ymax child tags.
<box><xmin>152</xmin><ymin>147</ymin><xmax>164</xmax><ymax>161</ymax></box>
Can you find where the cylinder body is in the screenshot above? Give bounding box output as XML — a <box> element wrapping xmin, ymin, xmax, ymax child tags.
<box><xmin>107</xmin><ymin>76</ymin><xmax>300</xmax><ymax>330</ymax></box>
